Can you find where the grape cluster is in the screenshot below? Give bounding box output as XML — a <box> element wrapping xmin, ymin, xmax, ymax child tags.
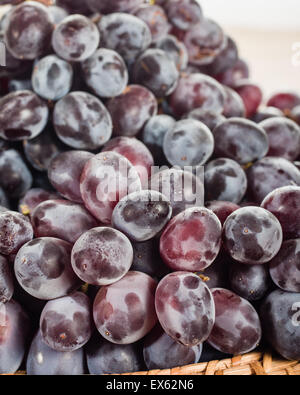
<box><xmin>0</xmin><ymin>0</ymin><xmax>299</xmax><ymax>376</ymax></box>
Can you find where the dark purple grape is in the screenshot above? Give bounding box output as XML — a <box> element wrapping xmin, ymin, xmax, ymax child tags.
<box><xmin>163</xmin><ymin>119</ymin><xmax>214</xmax><ymax>167</ymax></box>
<box><xmin>80</xmin><ymin>151</ymin><xmax>142</xmax><ymax>224</ymax></box>
<box><xmin>0</xmin><ymin>211</ymin><xmax>33</xmax><ymax>255</ymax></box>
<box><xmin>267</xmin><ymin>92</ymin><xmax>300</xmax><ymax>113</ymax></box>
<box><xmin>201</xmin><ymin>251</ymin><xmax>230</xmax><ymax>289</ymax></box>
<box><xmin>27</xmin><ymin>330</ymin><xmax>85</xmax><ymax>375</ymax></box>
<box><xmin>87</xmin><ymin>0</ymin><xmax>146</xmax><ymax>14</ymax></box>
<box><xmin>98</xmin><ymin>13</ymin><xmax>152</xmax><ymax>65</ymax></box>
<box><xmin>93</xmin><ymin>271</ymin><xmax>157</xmax><ymax>344</ymax></box>
<box><xmin>184</xmin><ymin>109</ymin><xmax>226</xmax><ymax>132</ymax></box>
<box><xmin>133</xmin><ymin>48</ymin><xmax>179</xmax><ymax>98</ymax></box>
<box><xmin>133</xmin><ymin>4</ymin><xmax>170</xmax><ymax>42</ymax></box>
<box><xmin>154</xmin><ymin>34</ymin><xmax>188</xmax><ymax>71</ymax></box>
<box><xmin>112</xmin><ymin>190</ymin><xmax>172</xmax><ymax>242</ymax></box>
<box><xmin>102</xmin><ymin>136</ymin><xmax>154</xmax><ymax>186</ymax></box>
<box><xmin>229</xmin><ymin>261</ymin><xmax>270</xmax><ymax>301</ymax></box>
<box><xmin>143</xmin><ymin>324</ymin><xmax>202</xmax><ymax>369</ymax></box>
<box><xmin>260</xmin><ymin>289</ymin><xmax>300</xmax><ymax>360</ymax></box>
<box><xmin>15</xmin><ymin>237</ymin><xmax>81</xmax><ymax>300</ymax></box>
<box><xmin>234</xmin><ymin>80</ymin><xmax>263</xmax><ymax>118</ymax></box>
<box><xmin>52</xmin><ymin>14</ymin><xmax>99</xmax><ymax>62</ymax></box>
<box><xmin>149</xmin><ymin>168</ymin><xmax>204</xmax><ymax>217</ymax></box>
<box><xmin>160</xmin><ymin>207</ymin><xmax>221</xmax><ymax>271</ymax></box>
<box><xmin>223</xmin><ymin>86</ymin><xmax>246</xmax><ymax>118</ymax></box>
<box><xmin>141</xmin><ymin>114</ymin><xmax>176</xmax><ymax>165</ymax></box>
<box><xmin>216</xmin><ymin>58</ymin><xmax>250</xmax><ymax>88</ymax></box>
<box><xmin>40</xmin><ymin>292</ymin><xmax>92</xmax><ymax>352</ymax></box>
<box><xmin>48</xmin><ymin>5</ymin><xmax>68</xmax><ymax>24</ymax></box>
<box><xmin>0</xmin><ymin>148</ymin><xmax>32</xmax><ymax>199</ymax></box>
<box><xmin>53</xmin><ymin>91</ymin><xmax>112</xmax><ymax>150</ymax></box>
<box><xmin>247</xmin><ymin>157</ymin><xmax>300</xmax><ymax>204</ymax></box>
<box><xmin>223</xmin><ymin>206</ymin><xmax>283</xmax><ymax>265</ymax></box>
<box><xmin>184</xmin><ymin>19</ymin><xmax>226</xmax><ymax>66</ymax></box>
<box><xmin>23</xmin><ymin>126</ymin><xmax>64</xmax><ymax>172</ymax></box>
<box><xmin>155</xmin><ymin>271</ymin><xmax>215</xmax><ymax>346</ymax></box>
<box><xmin>259</xmin><ymin>117</ymin><xmax>300</xmax><ymax>161</ymax></box>
<box><xmin>8</xmin><ymin>78</ymin><xmax>32</xmax><ymax>92</ymax></box>
<box><xmin>207</xmin><ymin>36</ymin><xmax>238</xmax><ymax>76</ymax></box>
<box><xmin>71</xmin><ymin>227</ymin><xmax>133</xmax><ymax>286</ymax></box>
<box><xmin>32</xmin><ymin>55</ymin><xmax>73</xmax><ymax>101</ymax></box>
<box><xmin>56</xmin><ymin>0</ymin><xmax>91</xmax><ymax>15</ymax></box>
<box><xmin>252</xmin><ymin>106</ymin><xmax>283</xmax><ymax>123</ymax></box>
<box><xmin>0</xmin><ymin>90</ymin><xmax>48</xmax><ymax>141</ymax></box>
<box><xmin>48</xmin><ymin>151</ymin><xmax>94</xmax><ymax>203</ymax></box>
<box><xmin>170</xmin><ymin>73</ymin><xmax>226</xmax><ymax>118</ymax></box>
<box><xmin>205</xmin><ymin>158</ymin><xmax>247</xmax><ymax>204</ymax></box>
<box><xmin>4</xmin><ymin>1</ymin><xmax>53</xmax><ymax>60</ymax></box>
<box><xmin>0</xmin><ymin>299</ymin><xmax>30</xmax><ymax>374</ymax></box>
<box><xmin>18</xmin><ymin>188</ymin><xmax>59</xmax><ymax>217</ymax></box>
<box><xmin>261</xmin><ymin>186</ymin><xmax>300</xmax><ymax>240</ymax></box>
<box><xmin>213</xmin><ymin>118</ymin><xmax>269</xmax><ymax>165</ymax></box>
<box><xmin>31</xmin><ymin>199</ymin><xmax>99</xmax><ymax>244</ymax></box>
<box><xmin>0</xmin><ymin>187</ymin><xmax>8</xmax><ymax>209</ymax></box>
<box><xmin>86</xmin><ymin>335</ymin><xmax>143</xmax><ymax>375</ymax></box>
<box><xmin>166</xmin><ymin>0</ymin><xmax>203</xmax><ymax>31</ymax></box>
<box><xmin>81</xmin><ymin>48</ymin><xmax>128</xmax><ymax>99</ymax></box>
<box><xmin>208</xmin><ymin>288</ymin><xmax>261</xmax><ymax>355</ymax></box>
<box><xmin>0</xmin><ymin>254</ymin><xmax>14</xmax><ymax>303</ymax></box>
<box><xmin>205</xmin><ymin>201</ymin><xmax>240</xmax><ymax>226</ymax></box>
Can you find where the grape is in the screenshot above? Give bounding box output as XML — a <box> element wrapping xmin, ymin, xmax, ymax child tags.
<box><xmin>252</xmin><ymin>106</ymin><xmax>283</xmax><ymax>123</ymax></box>
<box><xmin>0</xmin><ymin>255</ymin><xmax>14</xmax><ymax>303</ymax></box>
<box><xmin>23</xmin><ymin>126</ymin><xmax>64</xmax><ymax>172</ymax></box>
<box><xmin>260</xmin><ymin>289</ymin><xmax>300</xmax><ymax>360</ymax></box>
<box><xmin>291</xmin><ymin>105</ymin><xmax>300</xmax><ymax>125</ymax></box>
<box><xmin>53</xmin><ymin>91</ymin><xmax>112</xmax><ymax>150</ymax></box>
<box><xmin>81</xmin><ymin>48</ymin><xmax>128</xmax><ymax>99</ymax></box>
<box><xmin>4</xmin><ymin>1</ymin><xmax>53</xmax><ymax>60</ymax></box>
<box><xmin>71</xmin><ymin>227</ymin><xmax>133</xmax><ymax>286</ymax></box>
<box><xmin>87</xmin><ymin>0</ymin><xmax>146</xmax><ymax>14</ymax></box>
<box><xmin>267</xmin><ymin>92</ymin><xmax>300</xmax><ymax>113</ymax></box>
<box><xmin>80</xmin><ymin>151</ymin><xmax>142</xmax><ymax>224</ymax></box>
<box><xmin>48</xmin><ymin>151</ymin><xmax>94</xmax><ymax>203</ymax></box>
<box><xmin>98</xmin><ymin>13</ymin><xmax>152</xmax><ymax>65</ymax></box>
<box><xmin>8</xmin><ymin>78</ymin><xmax>32</xmax><ymax>92</ymax></box>
<box><xmin>155</xmin><ymin>271</ymin><xmax>215</xmax><ymax>346</ymax></box>
<box><xmin>141</xmin><ymin>114</ymin><xmax>176</xmax><ymax>165</ymax></box>
<box><xmin>229</xmin><ymin>261</ymin><xmax>270</xmax><ymax>301</ymax></box>
<box><xmin>205</xmin><ymin>158</ymin><xmax>247</xmax><ymax>204</ymax></box>
<box><xmin>216</xmin><ymin>58</ymin><xmax>250</xmax><ymax>88</ymax></box>
<box><xmin>269</xmin><ymin>239</ymin><xmax>300</xmax><ymax>292</ymax></box>
<box><xmin>149</xmin><ymin>168</ymin><xmax>204</xmax><ymax>217</ymax></box>
<box><xmin>31</xmin><ymin>199</ymin><xmax>98</xmax><ymax>244</ymax></box>
<box><xmin>112</xmin><ymin>190</ymin><xmax>172</xmax><ymax>242</ymax></box>
<box><xmin>93</xmin><ymin>271</ymin><xmax>157</xmax><ymax>344</ymax></box>
<box><xmin>143</xmin><ymin>324</ymin><xmax>202</xmax><ymax>369</ymax></box>
<box><xmin>32</xmin><ymin>55</ymin><xmax>73</xmax><ymax>101</ymax></box>
<box><xmin>207</xmin><ymin>37</ymin><xmax>238</xmax><ymax>76</ymax></box>
<box><xmin>48</xmin><ymin>5</ymin><xmax>68</xmax><ymax>24</ymax></box>
<box><xmin>261</xmin><ymin>186</ymin><xmax>300</xmax><ymax>240</ymax></box>
<box><xmin>133</xmin><ymin>4</ymin><xmax>170</xmax><ymax>42</ymax></box>
<box><xmin>0</xmin><ymin>211</ymin><xmax>33</xmax><ymax>255</ymax></box>
<box><xmin>234</xmin><ymin>80</ymin><xmax>263</xmax><ymax>118</ymax></box>
<box><xmin>133</xmin><ymin>49</ymin><xmax>179</xmax><ymax>98</ymax></box>
<box><xmin>107</xmin><ymin>85</ymin><xmax>157</xmax><ymax>137</ymax></box>
<box><xmin>184</xmin><ymin>19</ymin><xmax>226</xmax><ymax>66</ymax></box>
<box><xmin>18</xmin><ymin>188</ymin><xmax>59</xmax><ymax>217</ymax></box>
<box><xmin>154</xmin><ymin>34</ymin><xmax>188</xmax><ymax>71</ymax></box>
<box><xmin>160</xmin><ymin>207</ymin><xmax>222</xmax><ymax>271</ymax></box>
<box><xmin>40</xmin><ymin>292</ymin><xmax>92</xmax><ymax>352</ymax></box>
<box><xmin>184</xmin><ymin>109</ymin><xmax>226</xmax><ymax>132</ymax></box>
<box><xmin>0</xmin><ymin>149</ymin><xmax>32</xmax><ymax>199</ymax></box>
<box><xmin>56</xmin><ymin>0</ymin><xmax>91</xmax><ymax>15</ymax></box>
<box><xmin>0</xmin><ymin>90</ymin><xmax>48</xmax><ymax>141</ymax></box>
<box><xmin>201</xmin><ymin>251</ymin><xmax>230</xmax><ymax>289</ymax></box>
<box><xmin>15</xmin><ymin>237</ymin><xmax>81</xmax><ymax>300</ymax></box>
<box><xmin>52</xmin><ymin>14</ymin><xmax>99</xmax><ymax>62</ymax></box>
<box><xmin>259</xmin><ymin>117</ymin><xmax>300</xmax><ymax>161</ymax></box>
<box><xmin>170</xmin><ymin>73</ymin><xmax>226</xmax><ymax>118</ymax></box>
<box><xmin>0</xmin><ymin>300</ymin><xmax>30</xmax><ymax>374</ymax></box>
<box><xmin>102</xmin><ymin>136</ymin><xmax>154</xmax><ymax>186</ymax></box>
<box><xmin>27</xmin><ymin>330</ymin><xmax>85</xmax><ymax>375</ymax></box>
<box><xmin>205</xmin><ymin>201</ymin><xmax>240</xmax><ymax>226</ymax></box>
<box><xmin>247</xmin><ymin>157</ymin><xmax>300</xmax><ymax>204</ymax></box>
<box><xmin>223</xmin><ymin>86</ymin><xmax>246</xmax><ymax>118</ymax></box>
<box><xmin>163</xmin><ymin>119</ymin><xmax>214</xmax><ymax>167</ymax></box>
<box><xmin>166</xmin><ymin>0</ymin><xmax>202</xmax><ymax>31</ymax></box>
<box><xmin>207</xmin><ymin>288</ymin><xmax>262</xmax><ymax>355</ymax></box>
<box><xmin>213</xmin><ymin>118</ymin><xmax>269</xmax><ymax>165</ymax></box>
<box><xmin>86</xmin><ymin>335</ymin><xmax>143</xmax><ymax>375</ymax></box>
<box><xmin>223</xmin><ymin>207</ymin><xmax>283</xmax><ymax>265</ymax></box>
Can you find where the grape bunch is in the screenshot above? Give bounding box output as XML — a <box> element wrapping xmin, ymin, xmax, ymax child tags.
<box><xmin>0</xmin><ymin>0</ymin><xmax>299</xmax><ymax>376</ymax></box>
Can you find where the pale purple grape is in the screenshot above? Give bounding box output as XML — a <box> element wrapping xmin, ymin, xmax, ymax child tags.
<box><xmin>18</xmin><ymin>188</ymin><xmax>60</xmax><ymax>217</ymax></box>
<box><xmin>0</xmin><ymin>254</ymin><xmax>14</xmax><ymax>303</ymax></box>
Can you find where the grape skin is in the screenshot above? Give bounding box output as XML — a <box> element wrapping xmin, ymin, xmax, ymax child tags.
<box><xmin>267</xmin><ymin>92</ymin><xmax>300</xmax><ymax>112</ymax></box>
<box><xmin>154</xmin><ymin>34</ymin><xmax>188</xmax><ymax>71</ymax></box>
<box><xmin>234</xmin><ymin>80</ymin><xmax>263</xmax><ymax>118</ymax></box>
<box><xmin>155</xmin><ymin>271</ymin><xmax>215</xmax><ymax>346</ymax></box>
<box><xmin>184</xmin><ymin>109</ymin><xmax>226</xmax><ymax>132</ymax></box>
<box><xmin>205</xmin><ymin>201</ymin><xmax>240</xmax><ymax>226</ymax></box>
<box><xmin>0</xmin><ymin>254</ymin><xmax>14</xmax><ymax>303</ymax></box>
<box><xmin>133</xmin><ymin>4</ymin><xmax>170</xmax><ymax>42</ymax></box>
<box><xmin>223</xmin><ymin>86</ymin><xmax>246</xmax><ymax>118</ymax></box>
<box><xmin>166</xmin><ymin>0</ymin><xmax>203</xmax><ymax>31</ymax></box>
<box><xmin>87</xmin><ymin>0</ymin><xmax>146</xmax><ymax>14</ymax></box>
<box><xmin>18</xmin><ymin>188</ymin><xmax>60</xmax><ymax>217</ymax></box>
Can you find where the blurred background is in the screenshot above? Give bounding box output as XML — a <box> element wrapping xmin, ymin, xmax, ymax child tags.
<box><xmin>200</xmin><ymin>0</ymin><xmax>300</xmax><ymax>98</ymax></box>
